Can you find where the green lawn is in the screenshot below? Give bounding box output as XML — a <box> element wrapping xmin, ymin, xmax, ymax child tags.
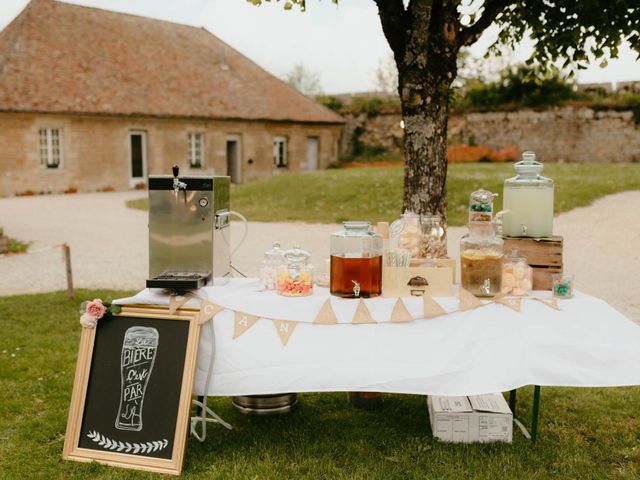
<box><xmin>1</xmin><ymin>290</ymin><xmax>640</xmax><ymax>479</ymax></box>
<box><xmin>127</xmin><ymin>163</ymin><xmax>640</xmax><ymax>226</ymax></box>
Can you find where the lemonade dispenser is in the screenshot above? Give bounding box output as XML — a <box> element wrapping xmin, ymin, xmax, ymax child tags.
<box><xmin>502</xmin><ymin>151</ymin><xmax>554</xmax><ymax>238</ymax></box>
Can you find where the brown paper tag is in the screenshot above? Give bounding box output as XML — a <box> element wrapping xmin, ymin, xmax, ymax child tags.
<box><xmin>313</xmin><ymin>299</ymin><xmax>338</xmax><ymax>325</ymax></box>
<box><xmin>534</xmin><ymin>297</ymin><xmax>560</xmax><ymax>311</ymax></box>
<box><xmin>233</xmin><ymin>311</ymin><xmax>259</xmax><ymax>339</ymax></box>
<box><xmin>274</xmin><ymin>320</ymin><xmax>298</xmax><ymax>346</ymax></box>
<box><xmin>423</xmin><ymin>295</ymin><xmax>447</xmax><ymax>319</ymax></box>
<box><xmin>198</xmin><ymin>300</ymin><xmax>225</xmax><ymax>325</ymax></box>
<box><xmin>169</xmin><ymin>294</ymin><xmax>190</xmax><ymax>314</ymax></box>
<box><xmin>391</xmin><ymin>298</ymin><xmax>413</xmax><ymax>323</ymax></box>
<box><xmin>459</xmin><ymin>288</ymin><xmax>483</xmax><ymax>311</ymax></box>
<box><xmin>352</xmin><ymin>300</ymin><xmax>376</xmax><ymax>324</ymax></box>
<box><xmin>496</xmin><ymin>296</ymin><xmax>522</xmax><ymax>312</ymax></box>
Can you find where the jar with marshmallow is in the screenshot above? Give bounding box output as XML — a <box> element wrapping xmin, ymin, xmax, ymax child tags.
<box><xmin>501</xmin><ymin>248</ymin><xmax>533</xmax><ymax>296</ymax></box>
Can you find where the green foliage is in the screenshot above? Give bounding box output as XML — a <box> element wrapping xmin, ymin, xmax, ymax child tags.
<box><xmin>588</xmin><ymin>93</ymin><xmax>640</xmax><ymax>124</ymax></box>
<box><xmin>2</xmin><ymin>290</ymin><xmax>640</xmax><ymax>478</ymax></box>
<box><xmin>315</xmin><ymin>94</ymin><xmax>343</xmax><ymax>112</ymax></box>
<box><xmin>460</xmin><ymin>66</ymin><xmax>575</xmax><ymax>111</ymax></box>
<box><xmin>127</xmin><ymin>163</ymin><xmax>640</xmax><ymax>226</ymax></box>
<box><xmin>0</xmin><ymin>227</ymin><xmax>30</xmax><ymax>255</ymax></box>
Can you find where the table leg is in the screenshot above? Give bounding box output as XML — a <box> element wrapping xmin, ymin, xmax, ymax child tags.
<box><xmin>531</xmin><ymin>385</ymin><xmax>541</xmax><ymax>443</ymax></box>
<box><xmin>509</xmin><ymin>389</ymin><xmax>517</xmax><ymax>414</ymax></box>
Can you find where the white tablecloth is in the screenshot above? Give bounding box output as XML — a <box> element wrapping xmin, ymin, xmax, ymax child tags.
<box><xmin>115</xmin><ymin>279</ymin><xmax>640</xmax><ymax>397</ymax></box>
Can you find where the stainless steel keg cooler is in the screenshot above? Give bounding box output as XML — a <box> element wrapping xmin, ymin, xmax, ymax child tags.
<box><xmin>146</xmin><ymin>165</ymin><xmax>231</xmax><ymax>290</ymax></box>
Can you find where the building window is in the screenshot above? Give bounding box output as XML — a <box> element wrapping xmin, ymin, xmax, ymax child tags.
<box><xmin>273</xmin><ymin>136</ymin><xmax>287</xmax><ymax>168</ymax></box>
<box><xmin>39</xmin><ymin>128</ymin><xmax>62</xmax><ymax>168</ymax></box>
<box><xmin>187</xmin><ymin>132</ymin><xmax>203</xmax><ymax>168</ymax></box>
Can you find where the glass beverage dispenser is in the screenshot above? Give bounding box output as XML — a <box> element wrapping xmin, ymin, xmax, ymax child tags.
<box><xmin>503</xmin><ymin>151</ymin><xmax>554</xmax><ymax>238</ymax></box>
<box><xmin>460</xmin><ymin>222</ymin><xmax>504</xmax><ymax>297</ymax></box>
<box><xmin>330</xmin><ymin>221</ymin><xmax>383</xmax><ymax>298</ymax></box>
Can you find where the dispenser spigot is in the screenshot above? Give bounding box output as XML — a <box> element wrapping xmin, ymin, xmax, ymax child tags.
<box><xmin>172</xmin><ymin>164</ymin><xmax>187</xmax><ymax>195</ymax></box>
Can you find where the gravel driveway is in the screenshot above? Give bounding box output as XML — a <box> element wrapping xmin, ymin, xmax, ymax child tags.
<box><xmin>1</xmin><ymin>190</ymin><xmax>638</xmax><ymax>322</ymax></box>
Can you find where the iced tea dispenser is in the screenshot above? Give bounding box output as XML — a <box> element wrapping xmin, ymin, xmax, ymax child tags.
<box><xmin>330</xmin><ymin>221</ymin><xmax>383</xmax><ymax>298</ymax></box>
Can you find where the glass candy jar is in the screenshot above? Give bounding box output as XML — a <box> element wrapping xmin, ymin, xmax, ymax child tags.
<box><xmin>390</xmin><ymin>212</ymin><xmax>421</xmax><ymax>257</ymax></box>
<box><xmin>259</xmin><ymin>242</ymin><xmax>284</xmax><ymax>290</ymax></box>
<box><xmin>277</xmin><ymin>246</ymin><xmax>314</xmax><ymax>296</ymax></box>
<box><xmin>503</xmin><ymin>151</ymin><xmax>554</xmax><ymax>238</ymax></box>
<box><xmin>330</xmin><ymin>221</ymin><xmax>383</xmax><ymax>298</ymax></box>
<box><xmin>420</xmin><ymin>214</ymin><xmax>447</xmax><ymax>262</ymax></box>
<box><xmin>460</xmin><ymin>222</ymin><xmax>504</xmax><ymax>297</ymax></box>
<box><xmin>469</xmin><ymin>188</ymin><xmax>498</xmax><ymax>223</ymax></box>
<box><xmin>501</xmin><ymin>248</ymin><xmax>533</xmax><ymax>296</ymax></box>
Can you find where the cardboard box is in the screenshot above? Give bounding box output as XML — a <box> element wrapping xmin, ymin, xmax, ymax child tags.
<box><xmin>427</xmin><ymin>393</ymin><xmax>513</xmax><ymax>443</ymax></box>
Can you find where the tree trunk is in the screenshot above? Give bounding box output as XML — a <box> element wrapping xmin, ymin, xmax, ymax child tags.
<box><xmin>376</xmin><ymin>0</ymin><xmax>459</xmax><ymax>224</ymax></box>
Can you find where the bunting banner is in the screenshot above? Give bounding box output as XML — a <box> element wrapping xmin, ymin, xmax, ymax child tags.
<box><xmin>274</xmin><ymin>320</ymin><xmax>298</xmax><ymax>346</ymax></box>
<box><xmin>169</xmin><ymin>294</ymin><xmax>190</xmax><ymax>314</ymax></box>
<box><xmin>390</xmin><ymin>299</ymin><xmax>413</xmax><ymax>323</ymax></box>
<box><xmin>198</xmin><ymin>300</ymin><xmax>225</xmax><ymax>325</ymax></box>
<box><xmin>233</xmin><ymin>311</ymin><xmax>259</xmax><ymax>339</ymax></box>
<box><xmin>188</xmin><ymin>289</ymin><xmax>561</xmax><ymax>348</ymax></box>
<box><xmin>496</xmin><ymin>296</ymin><xmax>522</xmax><ymax>312</ymax></box>
<box><xmin>459</xmin><ymin>288</ymin><xmax>483</xmax><ymax>311</ymax></box>
<box><xmin>423</xmin><ymin>295</ymin><xmax>447</xmax><ymax>319</ymax></box>
<box><xmin>534</xmin><ymin>297</ymin><xmax>560</xmax><ymax>310</ymax></box>
<box><xmin>313</xmin><ymin>299</ymin><xmax>338</xmax><ymax>325</ymax></box>
<box><xmin>352</xmin><ymin>300</ymin><xmax>376</xmax><ymax>324</ymax></box>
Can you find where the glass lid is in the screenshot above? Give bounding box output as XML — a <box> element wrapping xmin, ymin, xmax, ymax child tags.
<box><xmin>283</xmin><ymin>245</ymin><xmax>310</xmax><ymax>265</ymax></box>
<box><xmin>514</xmin><ymin>151</ymin><xmax>544</xmax><ymax>176</ymax></box>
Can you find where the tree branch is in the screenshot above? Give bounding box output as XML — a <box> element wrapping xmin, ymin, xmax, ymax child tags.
<box><xmin>374</xmin><ymin>0</ymin><xmax>407</xmax><ymax>57</ymax></box>
<box><xmin>459</xmin><ymin>0</ymin><xmax>512</xmax><ymax>47</ymax></box>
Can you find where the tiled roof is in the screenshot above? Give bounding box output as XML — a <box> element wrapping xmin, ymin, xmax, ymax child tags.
<box><xmin>0</xmin><ymin>0</ymin><xmax>343</xmax><ymax>124</ymax></box>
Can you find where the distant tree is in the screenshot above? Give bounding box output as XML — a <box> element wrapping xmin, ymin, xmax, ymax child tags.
<box><xmin>284</xmin><ymin>63</ymin><xmax>323</xmax><ymax>96</ymax></box>
<box><xmin>252</xmin><ymin>0</ymin><xmax>639</xmax><ymax>221</ymax></box>
<box><xmin>372</xmin><ymin>53</ymin><xmax>398</xmax><ymax>95</ymax></box>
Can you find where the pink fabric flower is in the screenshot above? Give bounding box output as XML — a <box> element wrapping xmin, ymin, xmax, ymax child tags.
<box><xmin>80</xmin><ymin>313</ymin><xmax>97</xmax><ymax>329</ymax></box>
<box><xmin>86</xmin><ymin>299</ymin><xmax>107</xmax><ymax>319</ymax></box>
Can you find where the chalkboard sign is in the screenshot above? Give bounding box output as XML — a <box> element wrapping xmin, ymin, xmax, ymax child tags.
<box><xmin>63</xmin><ymin>305</ymin><xmax>201</xmax><ymax>475</ymax></box>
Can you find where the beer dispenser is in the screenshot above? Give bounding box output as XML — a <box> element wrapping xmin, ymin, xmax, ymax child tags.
<box><xmin>146</xmin><ymin>165</ymin><xmax>231</xmax><ymax>290</ymax></box>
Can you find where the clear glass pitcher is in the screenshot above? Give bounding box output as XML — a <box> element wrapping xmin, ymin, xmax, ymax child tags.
<box><xmin>330</xmin><ymin>221</ymin><xmax>383</xmax><ymax>298</ymax></box>
<box><xmin>460</xmin><ymin>222</ymin><xmax>504</xmax><ymax>297</ymax></box>
<box><xmin>503</xmin><ymin>151</ymin><xmax>554</xmax><ymax>238</ymax></box>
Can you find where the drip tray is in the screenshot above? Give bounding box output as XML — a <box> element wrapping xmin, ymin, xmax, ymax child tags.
<box><xmin>146</xmin><ymin>271</ymin><xmax>210</xmax><ymax>290</ymax></box>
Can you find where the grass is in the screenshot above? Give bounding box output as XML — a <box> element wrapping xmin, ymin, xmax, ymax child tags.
<box><xmin>126</xmin><ymin>163</ymin><xmax>640</xmax><ymax>226</ymax></box>
<box><xmin>2</xmin><ymin>290</ymin><xmax>640</xmax><ymax>478</ymax></box>
<box><xmin>0</xmin><ymin>226</ymin><xmax>30</xmax><ymax>255</ymax></box>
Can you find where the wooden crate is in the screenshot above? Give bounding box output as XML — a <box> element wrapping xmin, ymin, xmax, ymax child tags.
<box><xmin>502</xmin><ymin>236</ymin><xmax>563</xmax><ymax>290</ymax></box>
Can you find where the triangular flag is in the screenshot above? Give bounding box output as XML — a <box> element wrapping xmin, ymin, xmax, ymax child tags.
<box><xmin>496</xmin><ymin>296</ymin><xmax>522</xmax><ymax>312</ymax></box>
<box><xmin>459</xmin><ymin>288</ymin><xmax>483</xmax><ymax>311</ymax></box>
<box><xmin>169</xmin><ymin>294</ymin><xmax>190</xmax><ymax>314</ymax></box>
<box><xmin>423</xmin><ymin>295</ymin><xmax>447</xmax><ymax>319</ymax></box>
<box><xmin>313</xmin><ymin>299</ymin><xmax>338</xmax><ymax>324</ymax></box>
<box><xmin>391</xmin><ymin>298</ymin><xmax>413</xmax><ymax>323</ymax></box>
<box><xmin>233</xmin><ymin>311</ymin><xmax>259</xmax><ymax>339</ymax></box>
<box><xmin>198</xmin><ymin>300</ymin><xmax>225</xmax><ymax>324</ymax></box>
<box><xmin>273</xmin><ymin>320</ymin><xmax>298</xmax><ymax>346</ymax></box>
<box><xmin>352</xmin><ymin>300</ymin><xmax>376</xmax><ymax>324</ymax></box>
<box><xmin>534</xmin><ymin>297</ymin><xmax>560</xmax><ymax>311</ymax></box>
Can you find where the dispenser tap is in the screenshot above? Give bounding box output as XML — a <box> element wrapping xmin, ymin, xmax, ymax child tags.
<box><xmin>172</xmin><ymin>164</ymin><xmax>187</xmax><ymax>204</ymax></box>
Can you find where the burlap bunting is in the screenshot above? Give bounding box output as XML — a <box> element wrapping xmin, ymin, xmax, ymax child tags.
<box><xmin>391</xmin><ymin>299</ymin><xmax>413</xmax><ymax>323</ymax></box>
<box><xmin>352</xmin><ymin>300</ymin><xmax>376</xmax><ymax>324</ymax></box>
<box><xmin>274</xmin><ymin>320</ymin><xmax>298</xmax><ymax>346</ymax></box>
<box><xmin>423</xmin><ymin>295</ymin><xmax>447</xmax><ymax>319</ymax></box>
<box><xmin>313</xmin><ymin>299</ymin><xmax>338</xmax><ymax>325</ymax></box>
<box><xmin>496</xmin><ymin>296</ymin><xmax>522</xmax><ymax>312</ymax></box>
<box><xmin>534</xmin><ymin>297</ymin><xmax>560</xmax><ymax>310</ymax></box>
<box><xmin>198</xmin><ymin>300</ymin><xmax>225</xmax><ymax>324</ymax></box>
<box><xmin>233</xmin><ymin>311</ymin><xmax>259</xmax><ymax>339</ymax></box>
<box><xmin>459</xmin><ymin>288</ymin><xmax>483</xmax><ymax>311</ymax></box>
<box><xmin>169</xmin><ymin>294</ymin><xmax>190</xmax><ymax>314</ymax></box>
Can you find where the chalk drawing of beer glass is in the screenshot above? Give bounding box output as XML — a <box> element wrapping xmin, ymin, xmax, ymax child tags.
<box><xmin>115</xmin><ymin>326</ymin><xmax>159</xmax><ymax>431</ymax></box>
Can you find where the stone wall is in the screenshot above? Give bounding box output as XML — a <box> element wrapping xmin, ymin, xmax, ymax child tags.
<box><xmin>341</xmin><ymin>107</ymin><xmax>640</xmax><ymax>163</ymax></box>
<box><xmin>0</xmin><ymin>112</ymin><xmax>342</xmax><ymax>196</ymax></box>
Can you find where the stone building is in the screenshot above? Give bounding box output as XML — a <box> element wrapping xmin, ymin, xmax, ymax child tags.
<box><xmin>0</xmin><ymin>0</ymin><xmax>343</xmax><ymax>196</ymax></box>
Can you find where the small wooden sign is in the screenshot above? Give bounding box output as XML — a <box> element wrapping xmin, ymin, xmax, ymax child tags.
<box><xmin>63</xmin><ymin>305</ymin><xmax>201</xmax><ymax>475</ymax></box>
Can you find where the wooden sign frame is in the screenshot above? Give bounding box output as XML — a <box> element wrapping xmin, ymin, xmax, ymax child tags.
<box><xmin>63</xmin><ymin>305</ymin><xmax>201</xmax><ymax>475</ymax></box>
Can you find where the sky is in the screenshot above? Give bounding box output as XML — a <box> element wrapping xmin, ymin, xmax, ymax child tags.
<box><xmin>0</xmin><ymin>0</ymin><xmax>638</xmax><ymax>94</ymax></box>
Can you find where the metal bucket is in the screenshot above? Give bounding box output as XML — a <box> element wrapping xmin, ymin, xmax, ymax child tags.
<box><xmin>231</xmin><ymin>394</ymin><xmax>297</xmax><ymax>415</ymax></box>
